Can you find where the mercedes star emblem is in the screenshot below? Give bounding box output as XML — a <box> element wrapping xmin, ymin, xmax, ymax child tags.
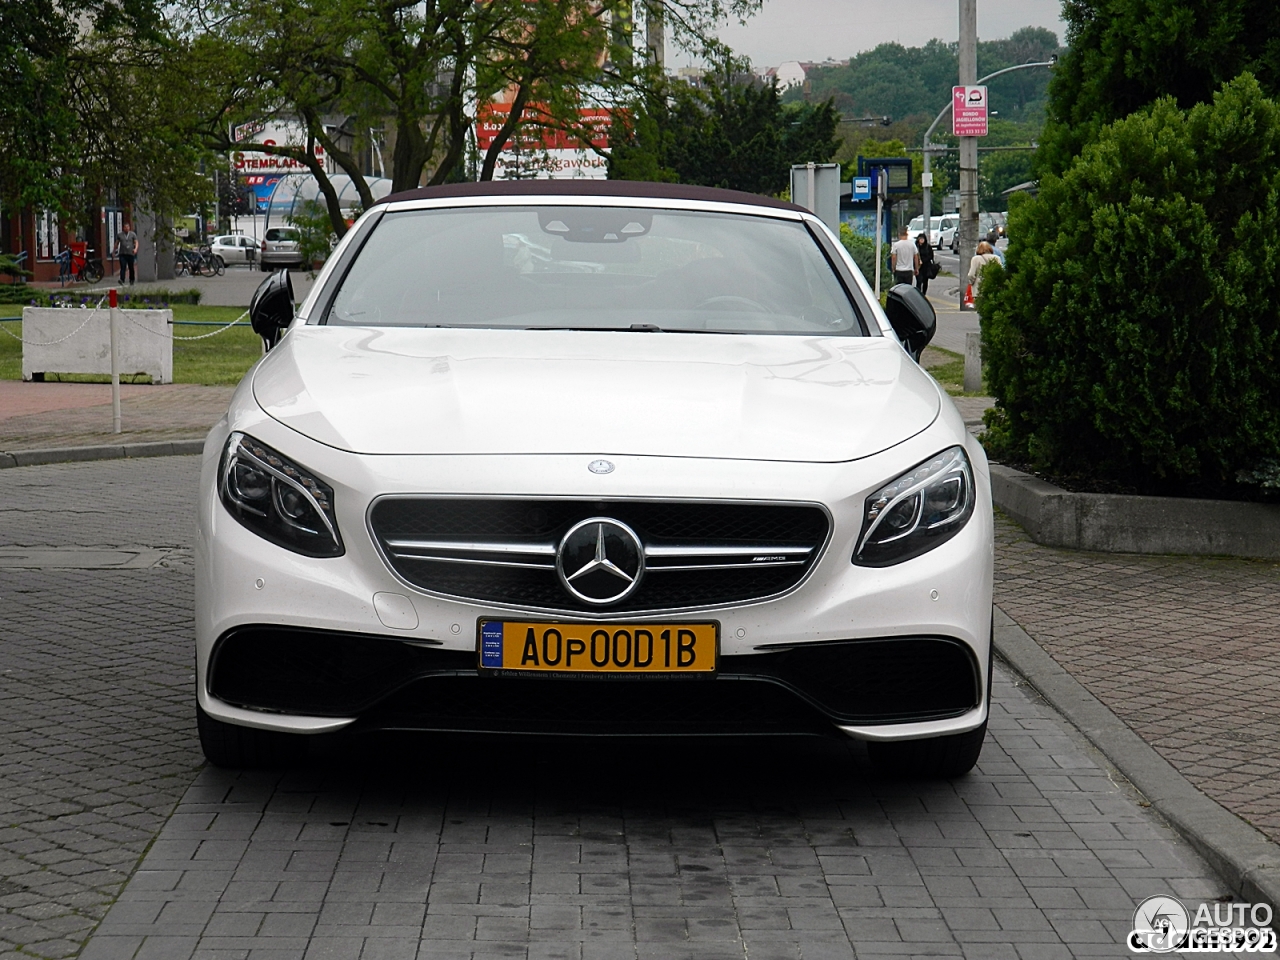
<box><xmin>588</xmin><ymin>459</ymin><xmax>615</xmax><ymax>475</ymax></box>
<box><xmin>556</xmin><ymin>517</ymin><xmax>644</xmax><ymax>605</ymax></box>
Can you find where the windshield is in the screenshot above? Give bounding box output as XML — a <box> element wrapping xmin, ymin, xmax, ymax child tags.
<box><xmin>324</xmin><ymin>206</ymin><xmax>865</xmax><ymax>335</ymax></box>
<box><xmin>909</xmin><ymin>217</ymin><xmax>926</xmax><ymax>232</ymax></box>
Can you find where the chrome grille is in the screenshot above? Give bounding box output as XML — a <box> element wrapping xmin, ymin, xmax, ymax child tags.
<box><xmin>368</xmin><ymin>499</ymin><xmax>830</xmax><ymax>613</ymax></box>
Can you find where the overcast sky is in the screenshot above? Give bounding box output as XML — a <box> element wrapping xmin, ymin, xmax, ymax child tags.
<box><xmin>674</xmin><ymin>0</ymin><xmax>1068</xmax><ymax>69</ymax></box>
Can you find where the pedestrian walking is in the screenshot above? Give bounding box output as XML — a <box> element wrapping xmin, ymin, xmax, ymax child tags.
<box><xmin>966</xmin><ymin>240</ymin><xmax>1001</xmax><ymax>296</ymax></box>
<box><xmin>890</xmin><ymin>226</ymin><xmax>918</xmax><ymax>288</ymax></box>
<box><xmin>914</xmin><ymin>232</ymin><xmax>935</xmax><ymax>296</ymax></box>
<box><xmin>114</xmin><ymin>222</ymin><xmax>138</xmax><ymax>285</ymax></box>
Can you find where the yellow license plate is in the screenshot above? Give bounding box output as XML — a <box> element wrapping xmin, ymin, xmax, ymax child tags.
<box><xmin>478</xmin><ymin>620</ymin><xmax>718</xmax><ymax>675</ymax></box>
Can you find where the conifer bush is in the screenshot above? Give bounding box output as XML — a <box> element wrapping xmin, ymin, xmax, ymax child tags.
<box><xmin>980</xmin><ymin>76</ymin><xmax>1280</xmax><ymax>496</ymax></box>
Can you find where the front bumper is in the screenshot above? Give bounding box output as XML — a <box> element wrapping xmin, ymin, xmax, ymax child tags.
<box><xmin>196</xmin><ymin>393</ymin><xmax>994</xmax><ymax>741</ymax></box>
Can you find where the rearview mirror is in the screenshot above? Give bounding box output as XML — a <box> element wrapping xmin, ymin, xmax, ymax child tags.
<box><xmin>249</xmin><ymin>270</ymin><xmax>295</xmax><ymax>350</ymax></box>
<box><xmin>884</xmin><ymin>283</ymin><xmax>936</xmax><ymax>361</ymax></box>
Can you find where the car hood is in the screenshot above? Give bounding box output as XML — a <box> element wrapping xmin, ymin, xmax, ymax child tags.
<box><xmin>252</xmin><ymin>327</ymin><xmax>939</xmax><ymax>462</ymax></box>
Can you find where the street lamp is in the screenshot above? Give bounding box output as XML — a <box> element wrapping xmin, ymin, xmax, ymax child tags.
<box><xmin>921</xmin><ymin>60</ymin><xmax>1054</xmax><ymax>251</ymax></box>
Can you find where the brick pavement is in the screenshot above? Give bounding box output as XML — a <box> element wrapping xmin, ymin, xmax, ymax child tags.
<box><xmin>1</xmin><ymin>456</ymin><xmax>1273</xmax><ymax>960</ymax></box>
<box><xmin>993</xmin><ymin>513</ymin><xmax>1280</xmax><ymax>845</ymax></box>
<box><xmin>0</xmin><ymin>459</ymin><xmax>203</xmax><ymax>960</ymax></box>
<box><xmin>77</xmin><ymin>670</ymin><xmax>1247</xmax><ymax>960</ymax></box>
<box><xmin>0</xmin><ymin>382</ymin><xmax>232</xmax><ymax>453</ymax></box>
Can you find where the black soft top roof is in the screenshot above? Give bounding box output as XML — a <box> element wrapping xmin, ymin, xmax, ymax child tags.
<box><xmin>372</xmin><ymin>179</ymin><xmax>805</xmax><ymax>214</ymax></box>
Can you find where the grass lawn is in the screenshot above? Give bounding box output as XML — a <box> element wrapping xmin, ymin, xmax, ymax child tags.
<box><xmin>0</xmin><ymin>305</ymin><xmax>987</xmax><ymax>394</ymax></box>
<box><xmin>0</xmin><ymin>305</ymin><xmax>262</xmax><ymax>385</ymax></box>
<box><xmin>921</xmin><ymin>344</ymin><xmax>988</xmax><ymax>396</ymax></box>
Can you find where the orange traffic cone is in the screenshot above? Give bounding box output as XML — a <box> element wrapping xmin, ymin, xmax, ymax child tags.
<box><xmin>963</xmin><ymin>284</ymin><xmax>975</xmax><ymax>309</ymax></box>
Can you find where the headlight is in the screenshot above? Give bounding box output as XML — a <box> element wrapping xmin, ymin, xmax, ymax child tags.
<box><xmin>853</xmin><ymin>446</ymin><xmax>974</xmax><ymax>566</ymax></box>
<box><xmin>218</xmin><ymin>433</ymin><xmax>344</xmax><ymax>557</ymax></box>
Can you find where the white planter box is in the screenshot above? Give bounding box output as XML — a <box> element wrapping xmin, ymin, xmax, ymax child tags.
<box><xmin>21</xmin><ymin>307</ymin><xmax>173</xmax><ymax>384</ymax></box>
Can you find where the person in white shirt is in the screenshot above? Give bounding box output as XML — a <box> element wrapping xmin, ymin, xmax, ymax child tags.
<box><xmin>890</xmin><ymin>227</ymin><xmax>918</xmax><ymax>287</ymax></box>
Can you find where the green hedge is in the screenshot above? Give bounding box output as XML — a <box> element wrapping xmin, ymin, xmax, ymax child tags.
<box><xmin>980</xmin><ymin>75</ymin><xmax>1280</xmax><ymax>497</ymax></box>
<box><xmin>839</xmin><ymin>224</ymin><xmax>891</xmax><ymax>286</ymax></box>
<box><xmin>0</xmin><ymin>287</ymin><xmax>202</xmax><ymax>307</ymax></box>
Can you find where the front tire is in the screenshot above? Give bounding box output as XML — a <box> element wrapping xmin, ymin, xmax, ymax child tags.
<box><xmin>867</xmin><ymin>721</ymin><xmax>987</xmax><ymax>778</ymax></box>
<box><xmin>197</xmin><ymin>703</ymin><xmax>307</xmax><ymax>768</ymax></box>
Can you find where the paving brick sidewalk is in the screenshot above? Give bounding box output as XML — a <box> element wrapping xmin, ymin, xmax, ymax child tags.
<box><xmin>993</xmin><ymin>512</ymin><xmax>1280</xmax><ymax>845</ymax></box>
<box><xmin>0</xmin><ymin>381</ymin><xmax>232</xmax><ymax>453</ymax></box>
<box><xmin>78</xmin><ymin>670</ymin><xmax>1246</xmax><ymax>960</ymax></box>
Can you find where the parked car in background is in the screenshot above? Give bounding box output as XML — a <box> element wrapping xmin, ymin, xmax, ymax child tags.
<box><xmin>935</xmin><ymin>216</ymin><xmax>958</xmax><ymax>250</ymax></box>
<box><xmin>260</xmin><ymin>227</ymin><xmax>304</xmax><ymax>269</ymax></box>
<box><xmin>212</xmin><ymin>235</ymin><xmax>258</xmax><ymax>266</ymax></box>
<box><xmin>908</xmin><ymin>216</ymin><xmax>945</xmax><ymax>249</ymax></box>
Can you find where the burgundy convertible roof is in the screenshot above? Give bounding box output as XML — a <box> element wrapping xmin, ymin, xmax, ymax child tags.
<box><xmin>373</xmin><ymin>179</ymin><xmax>805</xmax><ymax>214</ymax></box>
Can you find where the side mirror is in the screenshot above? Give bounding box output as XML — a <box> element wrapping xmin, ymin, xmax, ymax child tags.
<box><xmin>249</xmin><ymin>270</ymin><xmax>295</xmax><ymax>350</ymax></box>
<box><xmin>884</xmin><ymin>283</ymin><xmax>936</xmax><ymax>361</ymax></box>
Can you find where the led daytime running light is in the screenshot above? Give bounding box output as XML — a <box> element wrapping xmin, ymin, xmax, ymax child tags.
<box><xmin>219</xmin><ymin>433</ymin><xmax>343</xmax><ymax>557</ymax></box>
<box><xmin>855</xmin><ymin>446</ymin><xmax>975</xmax><ymax>566</ymax></box>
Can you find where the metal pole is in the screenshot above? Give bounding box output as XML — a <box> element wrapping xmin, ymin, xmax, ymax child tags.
<box><xmin>958</xmin><ymin>0</ymin><xmax>978</xmax><ymax>309</ymax></box>
<box><xmin>806</xmin><ymin>162</ymin><xmax>816</xmax><ymax>213</ymax></box>
<box><xmin>109</xmin><ymin>287</ymin><xmax>121</xmax><ymax>434</ymax></box>
<box><xmin>873</xmin><ymin>169</ymin><xmax>884</xmax><ymax>298</ymax></box>
<box><xmin>921</xmin><ymin>61</ymin><xmax>1053</xmax><ymax>251</ymax></box>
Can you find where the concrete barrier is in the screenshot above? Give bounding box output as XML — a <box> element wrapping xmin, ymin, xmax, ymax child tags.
<box><xmin>22</xmin><ymin>307</ymin><xmax>172</xmax><ymax>384</ymax></box>
<box><xmin>990</xmin><ymin>463</ymin><xmax>1280</xmax><ymax>559</ymax></box>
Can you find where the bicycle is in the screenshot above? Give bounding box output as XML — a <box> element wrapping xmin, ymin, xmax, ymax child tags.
<box><xmin>54</xmin><ymin>245</ymin><xmax>104</xmax><ymax>285</ymax></box>
<box><xmin>198</xmin><ymin>245</ymin><xmax>226</xmax><ymax>277</ymax></box>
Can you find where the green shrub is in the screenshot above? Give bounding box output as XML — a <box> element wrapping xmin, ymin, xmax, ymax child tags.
<box><xmin>980</xmin><ymin>75</ymin><xmax>1280</xmax><ymax>497</ymax></box>
<box><xmin>0</xmin><ymin>287</ymin><xmax>202</xmax><ymax>306</ymax></box>
<box><xmin>839</xmin><ymin>223</ymin><xmax>891</xmax><ymax>284</ymax></box>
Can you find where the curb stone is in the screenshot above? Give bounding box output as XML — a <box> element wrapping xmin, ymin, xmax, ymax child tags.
<box><xmin>989</xmin><ymin>463</ymin><xmax>1280</xmax><ymax>559</ymax></box>
<box><xmin>0</xmin><ymin>439</ymin><xmax>205</xmax><ymax>469</ymax></box>
<box><xmin>993</xmin><ymin>604</ymin><xmax>1280</xmax><ymax>922</ymax></box>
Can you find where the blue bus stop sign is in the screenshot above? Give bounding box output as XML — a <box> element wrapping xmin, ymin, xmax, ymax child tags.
<box><xmin>852</xmin><ymin>177</ymin><xmax>872</xmax><ymax>201</ymax></box>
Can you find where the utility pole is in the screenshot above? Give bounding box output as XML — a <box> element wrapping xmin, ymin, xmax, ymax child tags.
<box><xmin>957</xmin><ymin>0</ymin><xmax>978</xmax><ymax>309</ymax></box>
<box><xmin>922</xmin><ymin>60</ymin><xmax>1053</xmax><ymax>255</ymax></box>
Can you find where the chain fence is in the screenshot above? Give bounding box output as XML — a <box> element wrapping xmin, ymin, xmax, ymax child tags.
<box><xmin>0</xmin><ymin>300</ymin><xmax>251</xmax><ymax>345</ymax></box>
<box><xmin>0</xmin><ymin>296</ymin><xmax>108</xmax><ymax>346</ymax></box>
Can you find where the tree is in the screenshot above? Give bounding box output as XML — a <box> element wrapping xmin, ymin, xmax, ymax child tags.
<box><xmin>1</xmin><ymin>0</ymin><xmax>207</xmax><ymax>227</ymax></box>
<box><xmin>978</xmin><ymin>150</ymin><xmax>1032</xmax><ymax>210</ymax></box>
<box><xmin>1037</xmin><ymin>0</ymin><xmax>1280</xmax><ymax>175</ymax></box>
<box><xmin>0</xmin><ymin>0</ymin><xmax>76</xmax><ymax>211</ymax></box>
<box><xmin>188</xmin><ymin>0</ymin><xmax>761</xmax><ymax>238</ymax></box>
<box><xmin>796</xmin><ymin>30</ymin><xmax>1061</xmax><ymax>124</ymax></box>
<box><xmin>609</xmin><ymin>69</ymin><xmax>839</xmax><ymax>194</ymax></box>
<box><xmin>980</xmin><ymin>75</ymin><xmax>1280</xmax><ymax>497</ymax></box>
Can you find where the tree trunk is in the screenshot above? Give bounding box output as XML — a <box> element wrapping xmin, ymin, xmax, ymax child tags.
<box><xmin>480</xmin><ymin>84</ymin><xmax>532</xmax><ymax>181</ymax></box>
<box><xmin>391</xmin><ymin>111</ymin><xmax>430</xmax><ymax>193</ymax></box>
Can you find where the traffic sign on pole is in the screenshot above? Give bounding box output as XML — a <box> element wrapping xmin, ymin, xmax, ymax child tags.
<box><xmin>952</xmin><ymin>85</ymin><xmax>988</xmax><ymax>137</ymax></box>
<box><xmin>852</xmin><ymin>177</ymin><xmax>871</xmax><ymax>201</ymax></box>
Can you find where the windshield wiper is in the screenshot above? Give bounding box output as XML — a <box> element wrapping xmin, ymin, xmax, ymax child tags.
<box><xmin>517</xmin><ymin>324</ymin><xmax>739</xmax><ymax>334</ymax></box>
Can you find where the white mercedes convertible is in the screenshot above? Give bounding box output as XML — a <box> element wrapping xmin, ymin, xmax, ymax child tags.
<box><xmin>195</xmin><ymin>181</ymin><xmax>994</xmax><ymax>776</ymax></box>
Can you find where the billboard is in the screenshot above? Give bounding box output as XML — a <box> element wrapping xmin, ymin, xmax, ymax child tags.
<box><xmin>232</xmin><ymin>121</ymin><xmax>326</xmax><ymax>177</ymax></box>
<box><xmin>475</xmin><ymin>104</ymin><xmax>611</xmax><ymax>179</ymax></box>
